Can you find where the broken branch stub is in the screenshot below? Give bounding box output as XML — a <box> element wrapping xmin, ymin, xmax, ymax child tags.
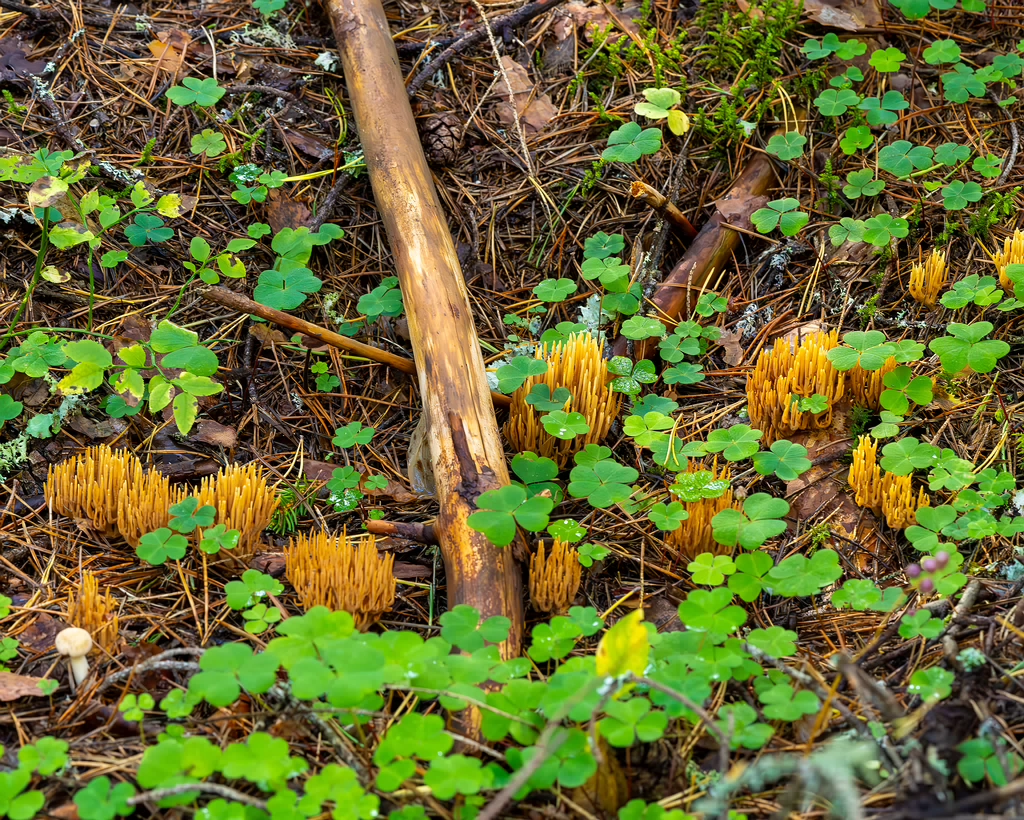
<box><xmin>324</xmin><ymin>0</ymin><xmax>524</xmax><ymax>655</ymax></box>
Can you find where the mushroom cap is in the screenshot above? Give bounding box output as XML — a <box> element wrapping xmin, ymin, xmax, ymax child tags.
<box><xmin>55</xmin><ymin>626</ymin><xmax>93</xmax><ymax>657</ymax></box>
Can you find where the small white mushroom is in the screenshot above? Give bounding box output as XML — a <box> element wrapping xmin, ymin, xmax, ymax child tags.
<box><xmin>55</xmin><ymin>627</ymin><xmax>93</xmax><ymax>686</ymax></box>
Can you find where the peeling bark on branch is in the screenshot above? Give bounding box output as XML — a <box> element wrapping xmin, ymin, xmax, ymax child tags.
<box><xmin>322</xmin><ymin>0</ymin><xmax>523</xmax><ymax>654</ymax></box>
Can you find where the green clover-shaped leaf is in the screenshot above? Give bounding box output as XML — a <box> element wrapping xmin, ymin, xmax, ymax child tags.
<box><xmin>190</xmin><ymin>129</ymin><xmax>227</xmax><ymax>157</ymax></box>
<box><xmin>869</xmin><ymin>47</ymin><xmax>906</xmax><ymax>72</ymax></box>
<box><xmin>137</xmin><ymin>527</ymin><xmax>189</xmax><ymax>566</ymax></box>
<box><xmin>168</xmin><ymin>496</ymin><xmax>216</xmax><ymax>534</ymax></box>
<box><xmin>765</xmin><ymin>132</ymin><xmax>806</xmax><ymax>161</ymax></box>
<box><xmin>750</xmin><ymin>198</ymin><xmax>808</xmax><ymax>236</ymax></box>
<box><xmin>712</xmin><ymin>492</ymin><xmax>789</xmax><ymax>550</ymax></box>
<box><xmin>843</xmin><ymin>168</ymin><xmax>885</xmax><ymax>199</ymax></box>
<box><xmin>923</xmin><ymin>39</ymin><xmax>962</xmax><ymax>65</ymax></box>
<box><xmin>467</xmin><ymin>484</ymin><xmax>554</xmax><ymax>546</ymax></box>
<box><xmin>687</xmin><ymin>552</ymin><xmax>736</xmax><ymax>586</ymax></box>
<box><xmin>540</xmin><ymin>410</ymin><xmax>590</xmax><ymax>440</ymax></box>
<box><xmin>496</xmin><ymin>356</ymin><xmax>548</xmax><ymax>394</ymax></box>
<box><xmin>602</xmin><ymin>122</ymin><xmax>663</xmax><ymax>163</ymax></box>
<box><xmin>704</xmin><ymin>423</ymin><xmax>763</xmax><ymax>461</ymax></box>
<box><xmin>929</xmin><ymin>321</ymin><xmax>1009</xmax><ymax>374</ymax></box>
<box><xmin>166</xmin><ymin>76</ymin><xmax>226</xmax><ymax>107</ymax></box>
<box><xmin>533</xmin><ymin>278</ymin><xmax>578</xmax><ymax>303</ymax></box>
<box><xmin>839</xmin><ymin>126</ymin><xmax>874</xmax><ymax>155</ymax></box>
<box><xmin>752</xmin><ymin>439</ymin><xmax>811</xmax><ymax>481</ymax></box>
<box><xmin>907</xmin><ymin>666</ymin><xmax>953</xmax><ymax>703</ymax></box>
<box><xmin>941</xmin><ymin>180</ymin><xmax>984</xmax><ymax>211</ymax></box>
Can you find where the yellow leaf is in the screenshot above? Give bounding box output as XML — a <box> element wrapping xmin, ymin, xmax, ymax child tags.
<box><xmin>595</xmin><ymin>609</ymin><xmax>649</xmax><ymax>679</ymax></box>
<box><xmin>156</xmin><ymin>194</ymin><xmax>181</xmax><ymax>218</ymax></box>
<box><xmin>40</xmin><ymin>265</ymin><xmax>68</xmax><ymax>283</ymax></box>
<box><xmin>667</xmin><ymin>109</ymin><xmax>690</xmax><ymax>137</ymax></box>
<box><xmin>27</xmin><ymin>176</ymin><xmax>68</xmax><ymax>212</ymax></box>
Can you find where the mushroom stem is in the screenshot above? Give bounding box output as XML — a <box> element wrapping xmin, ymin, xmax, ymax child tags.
<box><xmin>68</xmin><ymin>654</ymin><xmax>90</xmax><ymax>686</ymax></box>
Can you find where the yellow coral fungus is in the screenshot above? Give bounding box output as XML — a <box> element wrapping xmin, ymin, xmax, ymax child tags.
<box><xmin>67</xmin><ymin>571</ymin><xmax>119</xmax><ymax>654</ymax></box>
<box><xmin>747</xmin><ymin>330</ymin><xmax>844</xmax><ymax>444</ymax></box>
<box><xmin>45</xmin><ymin>445</ymin><xmax>138</xmax><ymax>536</ymax></box>
<box><xmin>117</xmin><ymin>461</ymin><xmax>184</xmax><ymax>548</ymax></box>
<box><xmin>881</xmin><ymin>476</ymin><xmax>929</xmax><ymax>529</ymax></box>
<box><xmin>909</xmin><ymin>249</ymin><xmax>948</xmax><ymax>308</ymax></box>
<box><xmin>504</xmin><ymin>332</ymin><xmax>620</xmax><ymax>466</ymax></box>
<box><xmin>196</xmin><ymin>463</ymin><xmax>278</xmax><ymax>559</ymax></box>
<box><xmin>995</xmin><ymin>228</ymin><xmax>1024</xmax><ymax>291</ymax></box>
<box><xmin>850</xmin><ymin>357</ymin><xmax>898</xmax><ymax>411</ymax></box>
<box><xmin>529</xmin><ymin>539</ymin><xmax>581</xmax><ymax>614</ymax></box>
<box><xmin>849</xmin><ymin>436</ymin><xmax>882</xmax><ymax>510</ymax></box>
<box><xmin>848</xmin><ymin>436</ymin><xmax>928</xmax><ymax>529</ymax></box>
<box><xmin>285</xmin><ymin>530</ymin><xmax>394</xmax><ymax>629</ymax></box>
<box><xmin>666</xmin><ymin>460</ymin><xmax>740</xmax><ymax>559</ymax></box>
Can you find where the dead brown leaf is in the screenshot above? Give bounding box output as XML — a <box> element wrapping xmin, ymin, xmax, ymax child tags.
<box><xmin>267</xmin><ymin>188</ymin><xmax>312</xmax><ymax>233</ymax></box>
<box><xmin>282</xmin><ymin>128</ymin><xmax>331</xmax><ymax>160</ymax></box>
<box><xmin>189</xmin><ymin>420</ymin><xmax>237</xmax><ymax>449</ymax></box>
<box><xmin>249</xmin><ymin>324</ymin><xmax>288</xmax><ymax>346</ymax></box>
<box><xmin>564</xmin><ymin>1</ymin><xmax>643</xmax><ymax>40</ymax></box>
<box><xmin>147</xmin><ymin>31</ymin><xmax>191</xmax><ymax>77</ymax></box>
<box><xmin>716</xmin><ymin>328</ymin><xmax>745</xmax><ymax>366</ymax></box>
<box><xmin>0</xmin><ymin>672</ymin><xmax>48</xmax><ymax>701</ymax></box>
<box><xmin>364</xmin><ymin>477</ymin><xmax>422</xmax><ymax>504</ymax></box>
<box><xmin>67</xmin><ymin>414</ymin><xmax>128</xmax><ymax>440</ymax></box>
<box><xmin>494</xmin><ymin>57</ymin><xmax>557</xmax><ymax>135</ymax></box>
<box><xmin>803</xmin><ymin>0</ymin><xmax>882</xmax><ymax>30</ymax></box>
<box><xmin>46</xmin><ymin>804</ymin><xmax>79</xmax><ymax>820</ymax></box>
<box><xmin>16</xmin><ymin>613</ymin><xmax>64</xmax><ymax>652</ymax></box>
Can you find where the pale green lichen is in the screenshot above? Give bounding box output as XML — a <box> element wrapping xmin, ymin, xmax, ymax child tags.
<box><xmin>230</xmin><ymin>24</ymin><xmax>297</xmax><ymax>50</ymax></box>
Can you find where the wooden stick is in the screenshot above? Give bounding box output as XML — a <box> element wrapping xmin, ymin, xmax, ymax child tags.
<box><xmin>614</xmin><ymin>113</ymin><xmax>806</xmax><ymax>359</ymax></box>
<box><xmin>201</xmin><ymin>286</ymin><xmax>511</xmax><ymax>409</ymax></box>
<box><xmin>630</xmin><ymin>181</ymin><xmax>698</xmax><ymax>239</ymax></box>
<box><xmin>365</xmin><ymin>519</ymin><xmax>438</xmax><ymax>543</ymax></box>
<box><xmin>323</xmin><ymin>0</ymin><xmax>524</xmax><ymax>655</ymax></box>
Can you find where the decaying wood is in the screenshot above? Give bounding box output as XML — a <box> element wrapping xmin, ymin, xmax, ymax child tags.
<box><xmin>613</xmin><ymin>115</ymin><xmax>805</xmax><ymax>358</ymax></box>
<box><xmin>201</xmin><ymin>286</ymin><xmax>512</xmax><ymax>410</ymax></box>
<box><xmin>630</xmin><ymin>181</ymin><xmax>697</xmax><ymax>239</ymax></box>
<box><xmin>365</xmin><ymin>519</ymin><xmax>438</xmax><ymax>543</ymax></box>
<box><xmin>323</xmin><ymin>0</ymin><xmax>524</xmax><ymax>654</ymax></box>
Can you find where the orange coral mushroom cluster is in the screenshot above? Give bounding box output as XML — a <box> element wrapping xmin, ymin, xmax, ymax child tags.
<box><xmin>849</xmin><ymin>436</ymin><xmax>928</xmax><ymax>529</ymax></box>
<box><xmin>46</xmin><ymin>445</ymin><xmax>137</xmax><ymax>536</ymax></box>
<box><xmin>196</xmin><ymin>463</ymin><xmax>278</xmax><ymax>560</ymax></box>
<box><xmin>909</xmin><ymin>249</ymin><xmax>948</xmax><ymax>308</ymax></box>
<box><xmin>46</xmin><ymin>445</ymin><xmax>277</xmax><ymax>556</ymax></box>
<box><xmin>850</xmin><ymin>357</ymin><xmax>898</xmax><ymax>411</ymax></box>
<box><xmin>505</xmin><ymin>332</ymin><xmax>620</xmax><ymax>466</ymax></box>
<box><xmin>117</xmin><ymin>460</ymin><xmax>183</xmax><ymax>548</ymax></box>
<box><xmin>747</xmin><ymin>330</ymin><xmax>844</xmax><ymax>444</ymax></box>
<box><xmin>995</xmin><ymin>228</ymin><xmax>1024</xmax><ymax>292</ymax></box>
<box><xmin>666</xmin><ymin>460</ymin><xmax>739</xmax><ymax>559</ymax></box>
<box><xmin>529</xmin><ymin>539</ymin><xmax>581</xmax><ymax>614</ymax></box>
<box><xmin>285</xmin><ymin>530</ymin><xmax>395</xmax><ymax>629</ymax></box>
<box><xmin>67</xmin><ymin>571</ymin><xmax>119</xmax><ymax>654</ymax></box>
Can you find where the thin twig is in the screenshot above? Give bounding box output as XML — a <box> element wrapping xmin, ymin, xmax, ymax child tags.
<box><xmin>406</xmin><ymin>0</ymin><xmax>570</xmax><ymax>96</ymax></box>
<box><xmin>127</xmin><ymin>783</ymin><xmax>268</xmax><ymax>810</ymax></box>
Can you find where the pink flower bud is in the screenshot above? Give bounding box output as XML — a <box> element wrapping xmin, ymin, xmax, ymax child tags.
<box><xmin>935</xmin><ymin>551</ymin><xmax>950</xmax><ymax>569</ymax></box>
<box><xmin>922</xmin><ymin>558</ymin><xmax>938</xmax><ymax>573</ymax></box>
<box><xmin>906</xmin><ymin>563</ymin><xmax>922</xmax><ymax>578</ymax></box>
<box><xmin>920</xmin><ymin>578</ymin><xmax>935</xmax><ymax>594</ymax></box>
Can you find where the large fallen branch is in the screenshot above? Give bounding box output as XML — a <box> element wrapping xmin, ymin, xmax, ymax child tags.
<box><xmin>323</xmin><ymin>0</ymin><xmax>524</xmax><ymax>654</ymax></box>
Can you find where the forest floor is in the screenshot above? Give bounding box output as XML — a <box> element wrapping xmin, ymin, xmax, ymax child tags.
<box><xmin>2</xmin><ymin>0</ymin><xmax>1024</xmax><ymax>818</ymax></box>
